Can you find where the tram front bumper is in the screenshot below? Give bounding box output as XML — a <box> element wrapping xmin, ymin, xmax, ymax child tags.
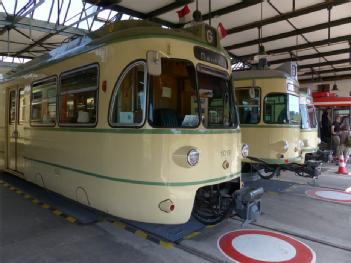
<box><xmin>233</xmin><ymin>186</ymin><xmax>264</xmax><ymax>226</ymax></box>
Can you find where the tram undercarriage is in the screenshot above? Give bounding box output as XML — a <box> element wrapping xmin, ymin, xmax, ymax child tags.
<box><xmin>192</xmin><ymin>180</ymin><xmax>263</xmax><ymax>225</ymax></box>
<box><xmin>246</xmin><ymin>156</ymin><xmax>322</xmax><ymax>179</ymax></box>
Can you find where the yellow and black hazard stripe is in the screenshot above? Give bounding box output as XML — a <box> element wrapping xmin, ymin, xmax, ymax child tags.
<box><xmin>107</xmin><ymin>219</ymin><xmax>174</xmax><ymax>249</ymax></box>
<box><xmin>0</xmin><ymin>179</ymin><xmax>78</xmax><ymax>224</ymax></box>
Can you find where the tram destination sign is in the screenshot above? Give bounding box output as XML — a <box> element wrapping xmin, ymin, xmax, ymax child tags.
<box><xmin>194</xmin><ymin>46</ymin><xmax>228</xmax><ymax>69</ymax></box>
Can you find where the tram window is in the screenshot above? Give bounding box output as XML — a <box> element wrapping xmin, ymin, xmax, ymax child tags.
<box><xmin>18</xmin><ymin>88</ymin><xmax>27</xmax><ymax>124</ymax></box>
<box><xmin>288</xmin><ymin>95</ymin><xmax>301</xmax><ymax>125</ymax></box>
<box><xmin>301</xmin><ymin>104</ymin><xmax>317</xmax><ymax>129</ymax></box>
<box><xmin>197</xmin><ymin>66</ymin><xmax>236</xmax><ymax>128</ymax></box>
<box><xmin>9</xmin><ymin>90</ymin><xmax>16</xmax><ymax>124</ymax></box>
<box><xmin>110</xmin><ymin>62</ymin><xmax>146</xmax><ymax>126</ymax></box>
<box><xmin>148</xmin><ymin>59</ymin><xmax>199</xmax><ymax>128</ymax></box>
<box><xmin>264</xmin><ymin>94</ymin><xmax>288</xmax><ymax>124</ymax></box>
<box><xmin>31</xmin><ymin>77</ymin><xmax>57</xmax><ymax>126</ymax></box>
<box><xmin>235</xmin><ymin>87</ymin><xmax>260</xmax><ymax>124</ymax></box>
<box><xmin>59</xmin><ymin>65</ymin><xmax>98</xmax><ymax>126</ymax></box>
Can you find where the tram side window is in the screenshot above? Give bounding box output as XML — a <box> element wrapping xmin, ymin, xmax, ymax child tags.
<box><xmin>9</xmin><ymin>90</ymin><xmax>16</xmax><ymax>124</ymax></box>
<box><xmin>148</xmin><ymin>59</ymin><xmax>199</xmax><ymax>128</ymax></box>
<box><xmin>18</xmin><ymin>88</ymin><xmax>27</xmax><ymax>124</ymax></box>
<box><xmin>264</xmin><ymin>94</ymin><xmax>288</xmax><ymax>124</ymax></box>
<box><xmin>31</xmin><ymin>77</ymin><xmax>57</xmax><ymax>126</ymax></box>
<box><xmin>59</xmin><ymin>65</ymin><xmax>98</xmax><ymax>126</ymax></box>
<box><xmin>235</xmin><ymin>87</ymin><xmax>260</xmax><ymax>124</ymax></box>
<box><xmin>110</xmin><ymin>62</ymin><xmax>146</xmax><ymax>126</ymax></box>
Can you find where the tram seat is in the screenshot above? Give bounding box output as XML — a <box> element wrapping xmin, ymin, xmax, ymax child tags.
<box><xmin>154</xmin><ymin>108</ymin><xmax>179</xmax><ymax>128</ymax></box>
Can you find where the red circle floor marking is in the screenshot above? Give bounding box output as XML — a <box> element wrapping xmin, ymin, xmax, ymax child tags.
<box><xmin>306</xmin><ymin>189</ymin><xmax>351</xmax><ymax>203</ymax></box>
<box><xmin>218</xmin><ymin>229</ymin><xmax>316</xmax><ymax>263</ymax></box>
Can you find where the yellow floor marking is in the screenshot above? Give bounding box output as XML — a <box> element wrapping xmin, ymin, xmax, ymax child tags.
<box><xmin>135</xmin><ymin>230</ymin><xmax>148</xmax><ymax>239</ymax></box>
<box><xmin>41</xmin><ymin>203</ymin><xmax>50</xmax><ymax>209</ymax></box>
<box><xmin>159</xmin><ymin>240</ymin><xmax>173</xmax><ymax>249</ymax></box>
<box><xmin>184</xmin><ymin>231</ymin><xmax>200</xmax><ymax>240</ymax></box>
<box><xmin>113</xmin><ymin>221</ymin><xmax>126</xmax><ymax>229</ymax></box>
<box><xmin>206</xmin><ymin>224</ymin><xmax>218</xmax><ymax>229</ymax></box>
<box><xmin>65</xmin><ymin>216</ymin><xmax>77</xmax><ymax>224</ymax></box>
<box><xmin>32</xmin><ymin>199</ymin><xmax>39</xmax><ymax>204</ymax></box>
<box><xmin>267</xmin><ymin>191</ymin><xmax>279</xmax><ymax>196</ymax></box>
<box><xmin>24</xmin><ymin>194</ymin><xmax>31</xmax><ymax>199</ymax></box>
<box><xmin>15</xmin><ymin>190</ymin><xmax>23</xmax><ymax>194</ymax></box>
<box><xmin>52</xmin><ymin>210</ymin><xmax>63</xmax><ymax>216</ymax></box>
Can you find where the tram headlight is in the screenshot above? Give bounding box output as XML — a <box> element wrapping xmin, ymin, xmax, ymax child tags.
<box><xmin>282</xmin><ymin>140</ymin><xmax>289</xmax><ymax>153</ymax></box>
<box><xmin>317</xmin><ymin>137</ymin><xmax>321</xmax><ymax>144</ymax></box>
<box><xmin>187</xmin><ymin>149</ymin><xmax>200</xmax><ymax>166</ymax></box>
<box><xmin>241</xmin><ymin>144</ymin><xmax>249</xmax><ymax>158</ymax></box>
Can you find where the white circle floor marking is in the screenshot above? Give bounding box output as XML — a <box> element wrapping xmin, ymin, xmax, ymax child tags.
<box><xmin>218</xmin><ymin>229</ymin><xmax>316</xmax><ymax>263</ymax></box>
<box><xmin>232</xmin><ymin>234</ymin><xmax>296</xmax><ymax>262</ymax></box>
<box><xmin>306</xmin><ymin>189</ymin><xmax>351</xmax><ymax>203</ymax></box>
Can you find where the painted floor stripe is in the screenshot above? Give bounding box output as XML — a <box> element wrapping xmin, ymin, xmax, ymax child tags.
<box><xmin>0</xmin><ymin>179</ymin><xmax>78</xmax><ymax>225</ymax></box>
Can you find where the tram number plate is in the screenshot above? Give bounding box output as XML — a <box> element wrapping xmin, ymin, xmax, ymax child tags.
<box><xmin>221</xmin><ymin>150</ymin><xmax>231</xmax><ymax>158</ymax></box>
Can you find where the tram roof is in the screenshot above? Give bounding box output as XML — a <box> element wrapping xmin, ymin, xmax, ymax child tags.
<box><xmin>2</xmin><ymin>20</ymin><xmax>227</xmax><ymax>81</ymax></box>
<box><xmin>233</xmin><ymin>69</ymin><xmax>290</xmax><ymax>80</ymax></box>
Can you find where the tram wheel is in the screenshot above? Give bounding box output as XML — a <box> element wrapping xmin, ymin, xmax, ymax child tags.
<box><xmin>192</xmin><ymin>184</ymin><xmax>234</xmax><ymax>225</ymax></box>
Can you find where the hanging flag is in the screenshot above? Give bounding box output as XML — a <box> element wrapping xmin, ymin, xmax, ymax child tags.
<box><xmin>176</xmin><ymin>5</ymin><xmax>191</xmax><ymax>24</ymax></box>
<box><xmin>217</xmin><ymin>22</ymin><xmax>228</xmax><ymax>39</ymax></box>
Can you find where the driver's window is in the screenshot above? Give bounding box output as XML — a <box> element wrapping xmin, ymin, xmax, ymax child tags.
<box><xmin>110</xmin><ymin>62</ymin><xmax>146</xmax><ymax>126</ymax></box>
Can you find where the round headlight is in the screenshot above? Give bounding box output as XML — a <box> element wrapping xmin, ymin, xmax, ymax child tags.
<box><xmin>187</xmin><ymin>149</ymin><xmax>200</xmax><ymax>166</ymax></box>
<box><xmin>241</xmin><ymin>144</ymin><xmax>249</xmax><ymax>158</ymax></box>
<box><xmin>283</xmin><ymin>140</ymin><xmax>289</xmax><ymax>152</ymax></box>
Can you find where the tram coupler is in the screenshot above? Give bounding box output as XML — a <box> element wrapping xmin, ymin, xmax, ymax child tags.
<box><xmin>305</xmin><ymin>150</ymin><xmax>333</xmax><ymax>163</ymax></box>
<box><xmin>233</xmin><ymin>186</ymin><xmax>264</xmax><ymax>226</ymax></box>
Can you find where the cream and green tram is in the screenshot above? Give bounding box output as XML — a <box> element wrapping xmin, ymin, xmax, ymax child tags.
<box><xmin>0</xmin><ymin>21</ymin><xmax>262</xmax><ymax>225</ymax></box>
<box><xmin>233</xmin><ymin>63</ymin><xmax>321</xmax><ymax>179</ymax></box>
<box><xmin>299</xmin><ymin>90</ymin><xmax>321</xmax><ymax>163</ymax></box>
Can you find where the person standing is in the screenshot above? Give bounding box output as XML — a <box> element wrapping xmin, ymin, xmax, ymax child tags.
<box><xmin>321</xmin><ymin>108</ymin><xmax>331</xmax><ymax>143</ymax></box>
<box><xmin>337</xmin><ymin>125</ymin><xmax>351</xmax><ymax>163</ymax></box>
<box><xmin>331</xmin><ymin>115</ymin><xmax>342</xmax><ymax>155</ymax></box>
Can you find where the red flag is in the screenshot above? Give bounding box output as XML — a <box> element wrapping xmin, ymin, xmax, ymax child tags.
<box><xmin>176</xmin><ymin>5</ymin><xmax>191</xmax><ymax>24</ymax></box>
<box><xmin>217</xmin><ymin>22</ymin><xmax>228</xmax><ymax>39</ymax></box>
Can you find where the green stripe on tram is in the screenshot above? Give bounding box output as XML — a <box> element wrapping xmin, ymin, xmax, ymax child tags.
<box><xmin>23</xmin><ymin>156</ymin><xmax>241</xmax><ymax>186</ymax></box>
<box><xmin>23</xmin><ymin>127</ymin><xmax>240</xmax><ymax>134</ymax></box>
<box><xmin>240</xmin><ymin>124</ymin><xmax>300</xmax><ymax>128</ymax></box>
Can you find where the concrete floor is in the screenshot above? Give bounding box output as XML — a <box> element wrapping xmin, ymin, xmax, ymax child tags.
<box><xmin>1</xmin><ymin>163</ymin><xmax>351</xmax><ymax>263</ymax></box>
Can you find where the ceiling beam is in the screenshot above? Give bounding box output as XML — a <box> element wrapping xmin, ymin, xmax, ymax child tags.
<box><xmin>226</xmin><ymin>0</ymin><xmax>349</xmax><ymax>35</ymax></box>
<box><xmin>298</xmin><ymin>58</ymin><xmax>350</xmax><ymax>69</ymax></box>
<box><xmin>146</xmin><ymin>0</ymin><xmax>194</xmax><ymax>18</ymax></box>
<box><xmin>300</xmin><ymin>66</ymin><xmax>351</xmax><ymax>76</ymax></box>
<box><xmin>202</xmin><ymin>0</ymin><xmax>262</xmax><ymax>21</ymax></box>
<box><xmin>268</xmin><ymin>48</ymin><xmax>350</xmax><ymax>65</ymax></box>
<box><xmin>237</xmin><ymin>35</ymin><xmax>351</xmax><ymax>59</ymax></box>
<box><xmin>299</xmin><ymin>73</ymin><xmax>351</xmax><ymax>83</ymax></box>
<box><xmin>226</xmin><ymin>16</ymin><xmax>351</xmax><ymax>50</ymax></box>
<box><xmin>84</xmin><ymin>0</ymin><xmax>176</xmax><ymax>27</ymax></box>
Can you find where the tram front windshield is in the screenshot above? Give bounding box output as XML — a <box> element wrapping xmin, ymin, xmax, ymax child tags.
<box><xmin>148</xmin><ymin>58</ymin><xmax>237</xmax><ymax>129</ymax></box>
<box><xmin>300</xmin><ymin>104</ymin><xmax>317</xmax><ymax>129</ymax></box>
<box><xmin>197</xmin><ymin>67</ymin><xmax>237</xmax><ymax>128</ymax></box>
<box><xmin>264</xmin><ymin>93</ymin><xmax>301</xmax><ymax>124</ymax></box>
